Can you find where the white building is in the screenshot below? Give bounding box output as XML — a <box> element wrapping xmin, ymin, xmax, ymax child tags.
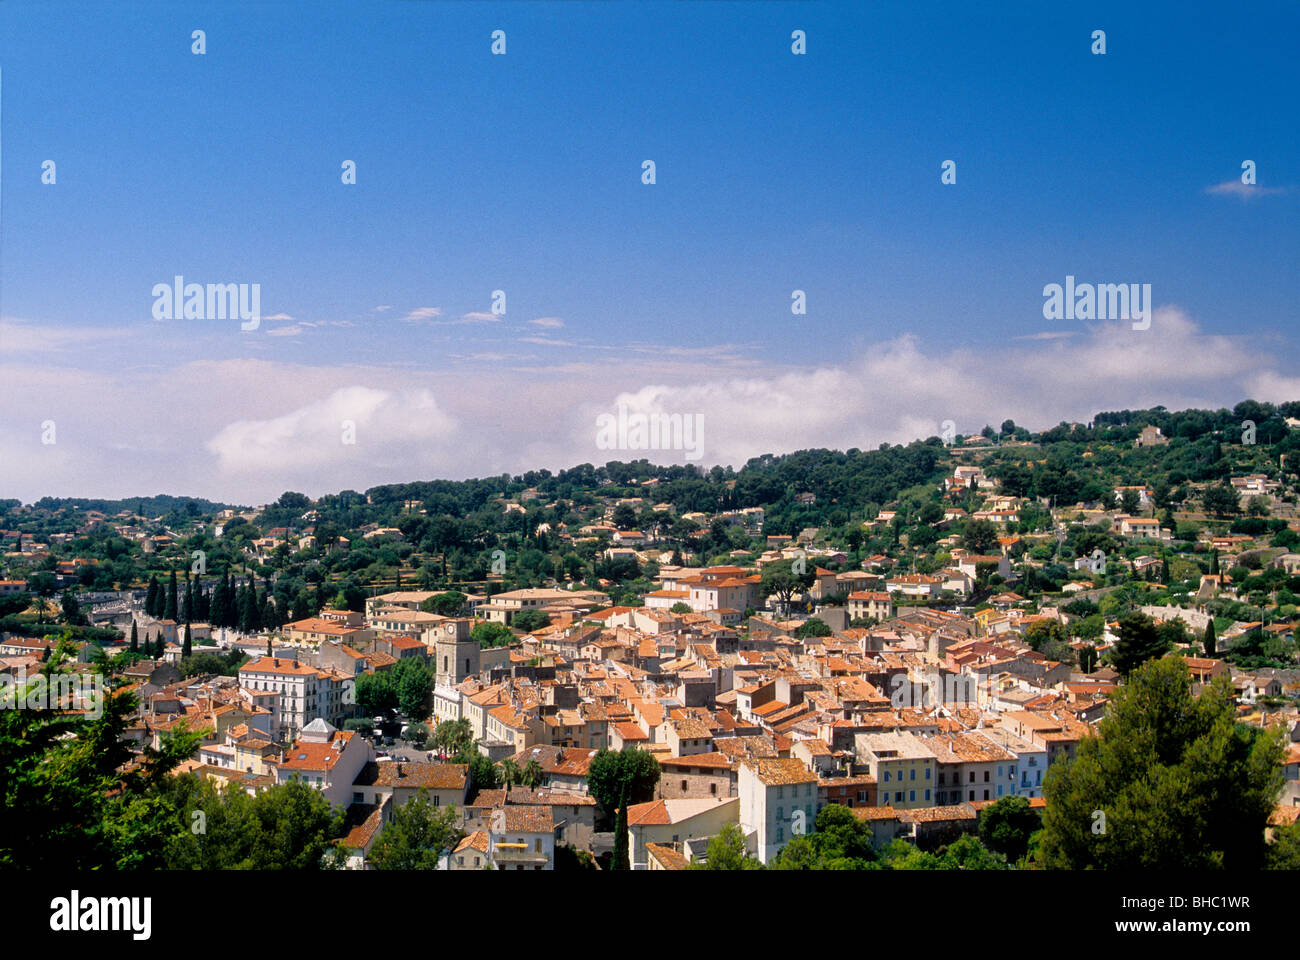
<box><xmin>738</xmin><ymin>758</ymin><xmax>819</xmax><ymax>864</ymax></box>
<box><xmin>238</xmin><ymin>655</ymin><xmax>352</xmax><ymax>742</ymax></box>
<box><xmin>274</xmin><ymin>719</ymin><xmax>374</xmax><ymax>808</ymax></box>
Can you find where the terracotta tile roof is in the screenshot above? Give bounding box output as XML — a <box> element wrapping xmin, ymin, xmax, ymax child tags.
<box><xmin>455</xmin><ymin>829</ymin><xmax>491</xmax><ymax>854</ymax></box>
<box><xmin>279</xmin><ymin>730</ymin><xmax>357</xmax><ymax>774</ymax></box>
<box><xmin>742</xmin><ymin>757</ymin><xmax>817</xmax><ymax>786</ymax></box>
<box><xmin>645</xmin><ymin>842</ymin><xmax>689</xmax><ymax>870</ymax></box>
<box><xmin>490</xmin><ymin>804</ymin><xmax>554</xmax><ymax>834</ymax></box>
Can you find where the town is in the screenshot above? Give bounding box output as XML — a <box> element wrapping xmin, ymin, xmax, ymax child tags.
<box><xmin>3</xmin><ymin>400</ymin><xmax>1300</xmax><ymax>871</ymax></box>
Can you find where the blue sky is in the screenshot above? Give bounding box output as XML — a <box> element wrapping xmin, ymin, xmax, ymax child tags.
<box><xmin>1</xmin><ymin>0</ymin><xmax>1297</xmax><ymax>503</ymax></box>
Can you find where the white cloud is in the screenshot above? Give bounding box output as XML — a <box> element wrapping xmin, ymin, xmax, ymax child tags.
<box><xmin>530</xmin><ymin>317</ymin><xmax>565</xmax><ymax>329</ymax></box>
<box><xmin>562</xmin><ymin>306</ymin><xmax>1283</xmax><ymax>468</ymax></box>
<box><xmin>519</xmin><ymin>335</ymin><xmax>577</xmax><ymax>347</ymax></box>
<box><xmin>399</xmin><ymin>307</ymin><xmax>443</xmax><ymax>324</ymax></box>
<box><xmin>206</xmin><ymin>386</ymin><xmax>457</xmax><ymax>478</ymax></box>
<box><xmin>0</xmin><ymin>316</ymin><xmax>128</xmax><ymax>354</ymax></box>
<box><xmin>1</xmin><ymin>305</ymin><xmax>1296</xmax><ymax>504</ymax></box>
<box><xmin>1205</xmin><ymin>180</ymin><xmax>1290</xmax><ymax>200</ymax></box>
<box><xmin>1013</xmin><ymin>331</ymin><xmax>1077</xmax><ymax>341</ymax></box>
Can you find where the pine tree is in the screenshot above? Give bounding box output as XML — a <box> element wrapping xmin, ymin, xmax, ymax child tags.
<box><xmin>1204</xmin><ymin>619</ymin><xmax>1217</xmax><ymax>657</ymax></box>
<box><xmin>130</xmin><ymin>620</ymin><xmax>139</xmax><ymax>653</ymax></box>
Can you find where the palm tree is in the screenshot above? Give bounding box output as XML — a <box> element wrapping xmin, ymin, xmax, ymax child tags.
<box><xmin>451</xmin><ymin>718</ymin><xmax>472</xmax><ymax>756</ymax></box>
<box><xmin>521</xmin><ymin>759</ymin><xmax>544</xmax><ymax>789</ymax></box>
<box><xmin>499</xmin><ymin>758</ymin><xmax>521</xmax><ymax>797</ymax></box>
<box><xmin>33</xmin><ymin>595</ymin><xmax>56</xmax><ymax>622</ymax></box>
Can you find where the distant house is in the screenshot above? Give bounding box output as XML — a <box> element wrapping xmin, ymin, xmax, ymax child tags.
<box><xmin>1134</xmin><ymin>425</ymin><xmax>1168</xmax><ymax>448</ymax></box>
<box><xmin>847</xmin><ymin>591</ymin><xmax>894</xmax><ymax>622</ymax></box>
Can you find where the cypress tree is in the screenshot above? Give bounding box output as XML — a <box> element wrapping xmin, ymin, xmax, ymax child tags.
<box><xmin>612</xmin><ymin>795</ymin><xmax>630</xmax><ymax>871</ymax></box>
<box><xmin>183</xmin><ymin>621</ymin><xmax>192</xmax><ymax>658</ymax></box>
<box><xmin>238</xmin><ymin>579</ymin><xmax>255</xmax><ymax>633</ymax></box>
<box><xmin>1210</xmin><ymin>550</ymin><xmax>1220</xmax><ymax>576</ymax></box>
<box><xmin>218</xmin><ymin>571</ymin><xmax>232</xmax><ymax>627</ymax></box>
<box><xmin>1204</xmin><ymin>619</ymin><xmax>1217</xmax><ymax>657</ymax></box>
<box><xmin>266</xmin><ymin>636</ymin><xmax>273</xmax><ymax>658</ymax></box>
<box><xmin>164</xmin><ymin>570</ymin><xmax>178</xmax><ymax>622</ymax></box>
<box><xmin>144</xmin><ymin>576</ymin><xmax>160</xmax><ymax>618</ymax></box>
<box><xmin>130</xmin><ymin>620</ymin><xmax>139</xmax><ymax>653</ymax></box>
<box><xmin>182</xmin><ymin>580</ymin><xmax>195</xmax><ymax>623</ymax></box>
<box><xmin>209</xmin><ymin>577</ymin><xmax>228</xmax><ymax>630</ymax></box>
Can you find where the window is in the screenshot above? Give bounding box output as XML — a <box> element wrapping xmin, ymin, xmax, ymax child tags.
<box><xmin>924</xmin><ymin>789</ymin><xmax>931</xmax><ymax>801</ymax></box>
<box><xmin>969</xmin><ymin>772</ymin><xmax>975</xmax><ymax>783</ymax></box>
<box><xmin>776</xmin><ymin>826</ymin><xmax>784</xmax><ymax>842</ymax></box>
<box><xmin>969</xmin><ymin>790</ymin><xmax>975</xmax><ymax>801</ymax></box>
<box><xmin>997</xmin><ymin>785</ymin><xmax>1003</xmax><ymax>797</ymax></box>
<box><xmin>457</xmin><ymin>856</ymin><xmax>464</xmax><ymax>866</ymax></box>
<box><xmin>924</xmin><ymin>767</ymin><xmax>931</xmax><ymax>779</ymax></box>
<box><xmin>895</xmin><ymin>791</ymin><xmax>903</xmax><ymax>802</ymax></box>
<box><xmin>983</xmin><ymin>771</ymin><xmax>990</xmax><ymax>782</ymax></box>
<box><xmin>909</xmin><ymin>790</ymin><xmax>915</xmax><ymax>802</ymax></box>
<box><xmin>535</xmin><ymin>839</ymin><xmax>542</xmax><ymax>852</ymax></box>
<box><xmin>777</xmin><ymin>806</ymin><xmax>784</xmax><ymax>821</ymax></box>
<box><xmin>883</xmin><ymin>771</ymin><xmax>890</xmax><ymax>782</ymax></box>
<box><xmin>983</xmin><ymin>790</ymin><xmax>989</xmax><ymax>800</ymax></box>
<box><xmin>909</xmin><ymin>768</ymin><xmax>915</xmax><ymax>781</ymax></box>
<box><xmin>681</xmin><ymin>780</ymin><xmax>688</xmax><ymax>791</ymax></box>
<box><xmin>710</xmin><ymin>783</ymin><xmax>717</xmax><ymax>795</ymax></box>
